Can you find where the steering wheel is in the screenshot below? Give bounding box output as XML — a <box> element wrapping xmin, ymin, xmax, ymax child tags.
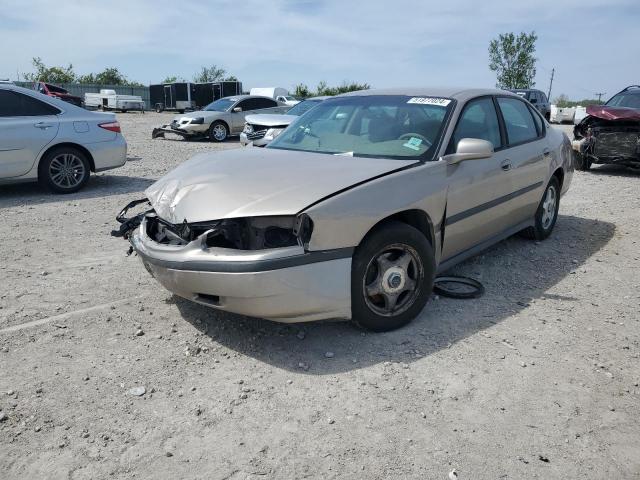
<box><xmin>398</xmin><ymin>132</ymin><xmax>431</xmax><ymax>148</ymax></box>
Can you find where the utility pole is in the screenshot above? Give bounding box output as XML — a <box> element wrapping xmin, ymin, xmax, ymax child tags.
<box><xmin>594</xmin><ymin>92</ymin><xmax>606</xmax><ymax>104</ymax></box>
<box><xmin>547</xmin><ymin>68</ymin><xmax>554</xmax><ymax>100</ymax></box>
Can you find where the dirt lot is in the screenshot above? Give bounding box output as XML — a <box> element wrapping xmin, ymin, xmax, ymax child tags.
<box><xmin>0</xmin><ymin>114</ymin><xmax>639</xmax><ymax>479</ymax></box>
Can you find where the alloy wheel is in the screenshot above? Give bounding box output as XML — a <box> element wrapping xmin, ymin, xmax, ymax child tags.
<box><xmin>212</xmin><ymin>124</ymin><xmax>227</xmax><ymax>141</ymax></box>
<box><xmin>49</xmin><ymin>153</ymin><xmax>86</xmax><ymax>189</ymax></box>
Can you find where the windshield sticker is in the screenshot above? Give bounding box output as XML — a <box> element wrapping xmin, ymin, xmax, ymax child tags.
<box><xmin>407</xmin><ymin>97</ymin><xmax>451</xmax><ymax>106</ymax></box>
<box><xmin>402</xmin><ymin>137</ymin><xmax>423</xmax><ymax>151</ymax></box>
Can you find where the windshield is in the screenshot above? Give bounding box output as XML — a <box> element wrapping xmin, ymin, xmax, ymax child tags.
<box><xmin>267</xmin><ymin>95</ymin><xmax>453</xmax><ymax>160</ymax></box>
<box><xmin>606</xmin><ymin>92</ymin><xmax>640</xmax><ymax>109</ymax></box>
<box><xmin>204</xmin><ymin>98</ymin><xmax>236</xmax><ymax>112</ymax></box>
<box><xmin>286</xmin><ymin>99</ymin><xmax>323</xmax><ymax>116</ymax></box>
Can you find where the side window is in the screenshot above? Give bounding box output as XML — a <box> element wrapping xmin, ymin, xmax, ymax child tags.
<box><xmin>236</xmin><ymin>99</ymin><xmax>257</xmax><ymax>111</ymax></box>
<box><xmin>540</xmin><ymin>92</ymin><xmax>548</xmax><ymax>104</ymax></box>
<box><xmin>0</xmin><ymin>90</ymin><xmax>21</xmax><ymax>116</ymax></box>
<box><xmin>497</xmin><ymin>97</ymin><xmax>539</xmax><ymax>144</ymax></box>
<box><xmin>0</xmin><ymin>90</ymin><xmax>59</xmax><ymax>117</ymax></box>
<box><xmin>253</xmin><ymin>98</ymin><xmax>277</xmax><ymax>110</ymax></box>
<box><xmin>449</xmin><ymin>97</ymin><xmax>502</xmax><ymax>151</ymax></box>
<box><xmin>528</xmin><ymin>105</ymin><xmax>544</xmax><ymax>135</ymax></box>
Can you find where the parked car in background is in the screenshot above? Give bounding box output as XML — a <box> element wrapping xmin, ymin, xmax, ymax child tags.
<box><xmin>0</xmin><ymin>84</ymin><xmax>127</xmax><ymax>193</ymax></box>
<box><xmin>151</xmin><ymin>95</ymin><xmax>288</xmax><ymax>142</ymax></box>
<box><xmin>509</xmin><ymin>88</ymin><xmax>551</xmax><ymax>120</ymax></box>
<box><xmin>115</xmin><ymin>88</ymin><xmax>572</xmax><ymax>331</ymax></box>
<box><xmin>573</xmin><ymin>85</ymin><xmax>640</xmax><ymax>171</ymax></box>
<box><xmin>33</xmin><ymin>81</ymin><xmax>83</xmax><ymax>107</ymax></box>
<box><xmin>240</xmin><ymin>96</ymin><xmax>329</xmax><ymax>146</ymax></box>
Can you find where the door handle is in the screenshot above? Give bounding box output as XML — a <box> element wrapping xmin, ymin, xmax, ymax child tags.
<box><xmin>543</xmin><ymin>148</ymin><xmax>551</xmax><ymax>157</ymax></box>
<box><xmin>501</xmin><ymin>159</ymin><xmax>512</xmax><ymax>171</ymax></box>
<box><xmin>34</xmin><ymin>122</ymin><xmax>53</xmax><ymax>129</ymax></box>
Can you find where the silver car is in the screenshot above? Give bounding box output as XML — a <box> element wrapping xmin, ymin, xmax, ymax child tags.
<box><xmin>240</xmin><ymin>96</ymin><xmax>330</xmax><ymax>146</ymax></box>
<box><xmin>115</xmin><ymin>88</ymin><xmax>573</xmax><ymax>331</ymax></box>
<box><xmin>152</xmin><ymin>95</ymin><xmax>288</xmax><ymax>142</ymax></box>
<box><xmin>0</xmin><ymin>84</ymin><xmax>127</xmax><ymax>193</ymax></box>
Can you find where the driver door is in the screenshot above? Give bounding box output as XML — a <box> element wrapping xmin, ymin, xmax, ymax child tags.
<box><xmin>441</xmin><ymin>96</ymin><xmax>515</xmax><ymax>261</ymax></box>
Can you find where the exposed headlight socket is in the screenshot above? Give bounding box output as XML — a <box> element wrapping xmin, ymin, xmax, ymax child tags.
<box><xmin>294</xmin><ymin>214</ymin><xmax>313</xmax><ymax>247</ymax></box>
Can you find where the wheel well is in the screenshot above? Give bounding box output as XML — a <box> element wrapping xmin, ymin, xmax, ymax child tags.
<box><xmin>366</xmin><ymin>209</ymin><xmax>434</xmax><ymax>247</ymax></box>
<box><xmin>39</xmin><ymin>143</ymin><xmax>96</xmax><ymax>173</ymax></box>
<box><xmin>552</xmin><ymin>167</ymin><xmax>564</xmax><ymax>188</ymax></box>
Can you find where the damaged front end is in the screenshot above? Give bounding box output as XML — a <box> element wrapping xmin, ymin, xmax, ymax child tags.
<box><xmin>573</xmin><ymin>105</ymin><xmax>640</xmax><ymax>170</ymax></box>
<box><xmin>111</xmin><ymin>198</ymin><xmax>313</xmax><ymax>252</ymax></box>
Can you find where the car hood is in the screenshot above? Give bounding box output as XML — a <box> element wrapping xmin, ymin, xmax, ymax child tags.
<box><xmin>244</xmin><ymin>114</ymin><xmax>297</xmax><ymax>127</ymax></box>
<box><xmin>585</xmin><ymin>105</ymin><xmax>640</xmax><ymax>121</ymax></box>
<box><xmin>145</xmin><ymin>147</ymin><xmax>416</xmax><ymax>224</ymax></box>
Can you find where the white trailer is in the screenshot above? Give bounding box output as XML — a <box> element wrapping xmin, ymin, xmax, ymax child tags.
<box><xmin>84</xmin><ymin>89</ymin><xmax>145</xmax><ymax>112</ymax></box>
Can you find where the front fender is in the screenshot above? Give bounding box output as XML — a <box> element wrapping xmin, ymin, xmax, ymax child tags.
<box><xmin>301</xmin><ymin>162</ymin><xmax>448</xmax><ymax>258</ymax></box>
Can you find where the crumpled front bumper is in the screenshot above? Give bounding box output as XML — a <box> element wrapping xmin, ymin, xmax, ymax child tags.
<box><xmin>130</xmin><ymin>218</ymin><xmax>352</xmax><ymax>322</ymax></box>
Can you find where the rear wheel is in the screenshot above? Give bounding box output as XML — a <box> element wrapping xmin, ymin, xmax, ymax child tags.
<box><xmin>520</xmin><ymin>177</ymin><xmax>560</xmax><ymax>240</ymax></box>
<box><xmin>209</xmin><ymin>121</ymin><xmax>228</xmax><ymax>142</ymax></box>
<box><xmin>38</xmin><ymin>147</ymin><xmax>91</xmax><ymax>194</ymax></box>
<box><xmin>351</xmin><ymin>221</ymin><xmax>435</xmax><ymax>332</ymax></box>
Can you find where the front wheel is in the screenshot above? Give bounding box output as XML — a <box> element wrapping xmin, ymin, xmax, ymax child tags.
<box><xmin>351</xmin><ymin>221</ymin><xmax>435</xmax><ymax>332</ymax></box>
<box><xmin>521</xmin><ymin>177</ymin><xmax>560</xmax><ymax>240</ymax></box>
<box><xmin>575</xmin><ymin>151</ymin><xmax>591</xmax><ymax>171</ymax></box>
<box><xmin>209</xmin><ymin>121</ymin><xmax>228</xmax><ymax>142</ymax></box>
<box><xmin>38</xmin><ymin>147</ymin><xmax>91</xmax><ymax>194</ymax></box>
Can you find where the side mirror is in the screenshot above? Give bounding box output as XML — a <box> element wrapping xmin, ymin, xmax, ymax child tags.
<box><xmin>233</xmin><ymin>107</ymin><xmax>242</xmax><ymax>112</ymax></box>
<box><xmin>442</xmin><ymin>138</ymin><xmax>494</xmax><ymax>165</ymax></box>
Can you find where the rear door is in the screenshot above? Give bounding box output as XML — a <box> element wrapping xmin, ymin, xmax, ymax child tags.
<box><xmin>0</xmin><ymin>90</ymin><xmax>60</xmax><ymax>179</ymax></box>
<box><xmin>441</xmin><ymin>96</ymin><xmax>515</xmax><ymax>260</ymax></box>
<box><xmin>495</xmin><ymin>96</ymin><xmax>548</xmax><ymax>224</ymax></box>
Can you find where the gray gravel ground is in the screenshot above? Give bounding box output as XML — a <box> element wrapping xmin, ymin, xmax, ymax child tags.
<box><xmin>0</xmin><ymin>114</ymin><xmax>639</xmax><ymax>479</ymax></box>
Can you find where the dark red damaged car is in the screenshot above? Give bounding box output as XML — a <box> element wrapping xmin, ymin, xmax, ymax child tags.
<box><xmin>33</xmin><ymin>81</ymin><xmax>83</xmax><ymax>107</ymax></box>
<box><xmin>573</xmin><ymin>85</ymin><xmax>640</xmax><ymax>171</ymax></box>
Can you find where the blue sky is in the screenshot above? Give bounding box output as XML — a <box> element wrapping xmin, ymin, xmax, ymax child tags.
<box><xmin>1</xmin><ymin>0</ymin><xmax>638</xmax><ymax>100</ymax></box>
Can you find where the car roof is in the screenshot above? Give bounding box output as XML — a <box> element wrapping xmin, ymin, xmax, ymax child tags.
<box><xmin>338</xmin><ymin>87</ymin><xmax>520</xmax><ymax>102</ymax></box>
<box><xmin>221</xmin><ymin>94</ymin><xmax>280</xmax><ymax>101</ymax></box>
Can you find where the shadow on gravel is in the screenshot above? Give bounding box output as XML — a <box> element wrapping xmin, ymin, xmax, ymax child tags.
<box><xmin>586</xmin><ymin>164</ymin><xmax>640</xmax><ymax>177</ymax></box>
<box><xmin>176</xmin><ymin>214</ymin><xmax>615</xmax><ymax>375</ymax></box>
<box><xmin>0</xmin><ymin>174</ymin><xmax>154</xmax><ymax>209</ymax></box>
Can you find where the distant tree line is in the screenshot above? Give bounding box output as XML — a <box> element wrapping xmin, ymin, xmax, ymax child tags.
<box><xmin>22</xmin><ymin>57</ymin><xmax>144</xmax><ymax>86</ymax></box>
<box><xmin>293</xmin><ymin>81</ymin><xmax>371</xmax><ymax>98</ymax></box>
<box><xmin>553</xmin><ymin>94</ymin><xmax>603</xmax><ymax>107</ymax></box>
<box><xmin>22</xmin><ymin>58</ymin><xmax>369</xmax><ymax>95</ymax></box>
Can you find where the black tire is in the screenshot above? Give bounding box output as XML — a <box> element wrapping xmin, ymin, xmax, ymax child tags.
<box><xmin>520</xmin><ymin>177</ymin><xmax>560</xmax><ymax>240</ymax></box>
<box><xmin>575</xmin><ymin>151</ymin><xmax>591</xmax><ymax>171</ymax></box>
<box><xmin>209</xmin><ymin>121</ymin><xmax>228</xmax><ymax>142</ymax></box>
<box><xmin>38</xmin><ymin>147</ymin><xmax>91</xmax><ymax>194</ymax></box>
<box><xmin>155</xmin><ymin>104</ymin><xmax>164</xmax><ymax>113</ymax></box>
<box><xmin>351</xmin><ymin>221</ymin><xmax>435</xmax><ymax>332</ymax></box>
<box><xmin>178</xmin><ymin>109</ymin><xmax>185</xmax><ymax>114</ymax></box>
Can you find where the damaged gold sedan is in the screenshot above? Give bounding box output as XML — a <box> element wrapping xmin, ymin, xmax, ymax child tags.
<box><xmin>113</xmin><ymin>88</ymin><xmax>573</xmax><ymax>331</ymax></box>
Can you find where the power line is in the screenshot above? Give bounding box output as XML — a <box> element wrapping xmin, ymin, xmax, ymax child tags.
<box><xmin>594</xmin><ymin>92</ymin><xmax>606</xmax><ymax>103</ymax></box>
<box><xmin>547</xmin><ymin>68</ymin><xmax>554</xmax><ymax>101</ymax></box>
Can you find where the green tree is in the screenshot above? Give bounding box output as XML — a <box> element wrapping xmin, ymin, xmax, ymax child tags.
<box><xmin>77</xmin><ymin>67</ymin><xmax>143</xmax><ymax>86</ymax></box>
<box><xmin>314</xmin><ymin>80</ymin><xmax>370</xmax><ymax>96</ymax></box>
<box><xmin>193</xmin><ymin>65</ymin><xmax>227</xmax><ymax>83</ymax></box>
<box><xmin>293</xmin><ymin>83</ymin><xmax>312</xmax><ymax>98</ymax></box>
<box><xmin>553</xmin><ymin>94</ymin><xmax>570</xmax><ymax>107</ymax></box>
<box><xmin>488</xmin><ymin>32</ymin><xmax>538</xmax><ymax>89</ymax></box>
<box><xmin>23</xmin><ymin>57</ymin><xmax>76</xmax><ymax>84</ymax></box>
<box><xmin>162</xmin><ymin>75</ymin><xmax>186</xmax><ymax>83</ymax></box>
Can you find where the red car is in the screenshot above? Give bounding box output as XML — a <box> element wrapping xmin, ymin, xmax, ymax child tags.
<box><xmin>33</xmin><ymin>81</ymin><xmax>83</xmax><ymax>107</ymax></box>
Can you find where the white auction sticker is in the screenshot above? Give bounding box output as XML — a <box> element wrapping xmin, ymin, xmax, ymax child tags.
<box><xmin>407</xmin><ymin>97</ymin><xmax>451</xmax><ymax>106</ymax></box>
